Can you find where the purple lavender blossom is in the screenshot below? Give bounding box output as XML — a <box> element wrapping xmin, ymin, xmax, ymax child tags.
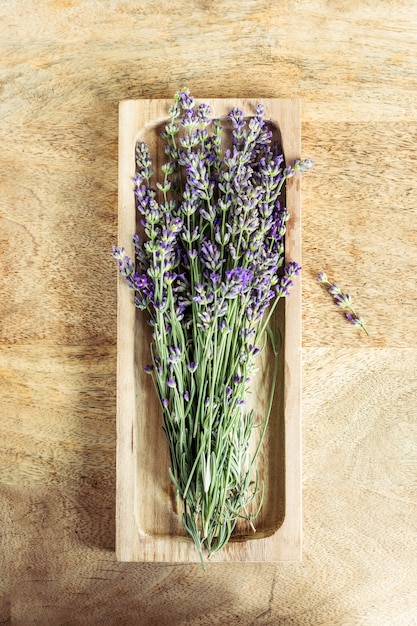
<box><xmin>276</xmin><ymin>276</ymin><xmax>293</xmax><ymax>298</ymax></box>
<box><xmin>168</xmin><ymin>345</ymin><xmax>183</xmax><ymax>364</ymax></box>
<box><xmin>317</xmin><ymin>272</ymin><xmax>369</xmax><ymax>336</ymax></box>
<box><xmin>285</xmin><ymin>261</ymin><xmax>302</xmax><ymax>278</ymax></box>
<box><xmin>222</xmin><ymin>267</ymin><xmax>254</xmax><ymax>298</ymax></box>
<box><xmin>187</xmin><ymin>249</ymin><xmax>198</xmax><ymax>261</ymax></box>
<box><xmin>192</xmin><ymin>286</ymin><xmax>214</xmax><ymax>306</ymax></box>
<box><xmin>346</xmin><ymin>313</ymin><xmax>366</xmax><ymax>330</ymax></box>
<box><xmin>135</xmin><ymin>142</ymin><xmax>154</xmax><ymax>181</ymax></box>
<box><xmin>177</xmin><ymin>90</ymin><xmax>195</xmax><ymax>111</ymax></box>
<box><xmin>328</xmin><ymin>282</ymin><xmax>341</xmax><ymax>296</ymax></box>
<box><xmin>284</xmin><ymin>158</ymin><xmax>314</xmax><ymax>178</ymax></box>
<box><xmin>114</xmin><ymin>92</ymin><xmax>315</xmax><ymax>559</ymax></box>
<box><xmin>196</xmin><ymin>103</ymin><xmax>211</xmax><ymax>127</ymax></box>
<box><xmin>248</xmin><ymin>344</ymin><xmax>261</xmax><ymax>357</ymax></box>
<box><xmin>200</xmin><ymin>240</ymin><xmax>223</xmax><ymax>271</ymax></box>
<box><xmin>334</xmin><ymin>293</ymin><xmax>352</xmax><ymax>308</ymax></box>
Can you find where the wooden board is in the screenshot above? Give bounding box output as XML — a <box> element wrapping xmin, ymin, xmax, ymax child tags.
<box><xmin>116</xmin><ymin>98</ymin><xmax>302</xmax><ymax>563</ymax></box>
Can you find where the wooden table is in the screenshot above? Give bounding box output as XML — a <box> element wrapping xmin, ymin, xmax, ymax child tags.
<box><xmin>1</xmin><ymin>1</ymin><xmax>416</xmax><ymax>624</ymax></box>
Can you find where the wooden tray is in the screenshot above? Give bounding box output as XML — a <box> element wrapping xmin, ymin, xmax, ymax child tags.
<box><xmin>116</xmin><ymin>98</ymin><xmax>302</xmax><ymax>563</ymax></box>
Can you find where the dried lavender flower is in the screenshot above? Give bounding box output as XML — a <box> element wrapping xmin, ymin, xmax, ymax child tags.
<box><xmin>317</xmin><ymin>272</ymin><xmax>370</xmax><ymax>336</ymax></box>
<box><xmin>114</xmin><ymin>90</ymin><xmax>313</xmax><ymax>567</ymax></box>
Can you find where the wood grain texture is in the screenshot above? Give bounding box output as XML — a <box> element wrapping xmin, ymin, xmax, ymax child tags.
<box><xmin>1</xmin><ymin>0</ymin><xmax>417</xmax><ymax>623</ymax></box>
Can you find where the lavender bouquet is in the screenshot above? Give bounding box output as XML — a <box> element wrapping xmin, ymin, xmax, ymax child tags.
<box><xmin>113</xmin><ymin>89</ymin><xmax>313</xmax><ymax>566</ymax></box>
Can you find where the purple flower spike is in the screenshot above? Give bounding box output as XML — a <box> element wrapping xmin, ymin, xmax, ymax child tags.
<box><xmin>276</xmin><ymin>275</ymin><xmax>294</xmax><ymax>297</ymax></box>
<box><xmin>112</xmin><ymin>90</ymin><xmax>316</xmax><ymax>557</ymax></box>
<box><xmin>255</xmin><ymin>104</ymin><xmax>264</xmax><ymax>117</ymax></box>
<box><xmin>168</xmin><ymin>344</ymin><xmax>183</xmax><ymax>364</ymax></box>
<box><xmin>176</xmin><ymin>89</ymin><xmax>195</xmax><ymax>110</ymax></box>
<box><xmin>318</xmin><ymin>273</ymin><xmax>370</xmax><ymax>336</ymax></box>
<box><xmin>285</xmin><ymin>261</ymin><xmax>302</xmax><ymax>277</ymax></box>
<box><xmin>223</xmin><ymin>267</ymin><xmax>254</xmax><ymax>298</ymax></box>
<box><xmin>229</xmin><ymin>107</ymin><xmax>244</xmax><ymax>127</ymax></box>
<box><xmin>328</xmin><ymin>282</ymin><xmax>341</xmax><ymax>295</ymax></box>
<box><xmin>346</xmin><ymin>313</ymin><xmax>365</xmax><ymax>328</ymax></box>
<box><xmin>334</xmin><ymin>293</ymin><xmax>352</xmax><ymax>308</ymax></box>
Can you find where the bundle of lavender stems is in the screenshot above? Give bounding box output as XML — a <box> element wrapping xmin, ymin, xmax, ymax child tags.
<box><xmin>114</xmin><ymin>90</ymin><xmax>313</xmax><ymax>566</ymax></box>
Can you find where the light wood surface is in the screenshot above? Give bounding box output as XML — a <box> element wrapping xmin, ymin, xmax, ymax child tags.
<box><xmin>1</xmin><ymin>0</ymin><xmax>417</xmax><ymax>623</ymax></box>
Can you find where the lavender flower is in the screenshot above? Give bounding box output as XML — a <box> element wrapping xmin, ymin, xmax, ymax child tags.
<box><xmin>176</xmin><ymin>89</ymin><xmax>195</xmax><ymax>111</ymax></box>
<box><xmin>168</xmin><ymin>344</ymin><xmax>183</xmax><ymax>364</ymax></box>
<box><xmin>285</xmin><ymin>261</ymin><xmax>302</xmax><ymax>278</ymax></box>
<box><xmin>276</xmin><ymin>276</ymin><xmax>293</xmax><ymax>298</ymax></box>
<box><xmin>284</xmin><ymin>158</ymin><xmax>314</xmax><ymax>178</ymax></box>
<box><xmin>222</xmin><ymin>267</ymin><xmax>253</xmax><ymax>298</ymax></box>
<box><xmin>114</xmin><ymin>90</ymin><xmax>313</xmax><ymax>567</ymax></box>
<box><xmin>317</xmin><ymin>272</ymin><xmax>370</xmax><ymax>336</ymax></box>
<box><xmin>200</xmin><ymin>240</ymin><xmax>223</xmax><ymax>271</ymax></box>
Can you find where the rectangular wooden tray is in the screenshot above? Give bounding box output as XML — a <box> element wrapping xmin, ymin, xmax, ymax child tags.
<box><xmin>116</xmin><ymin>98</ymin><xmax>302</xmax><ymax>563</ymax></box>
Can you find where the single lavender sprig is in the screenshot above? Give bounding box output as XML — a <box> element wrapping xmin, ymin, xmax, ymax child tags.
<box><xmin>317</xmin><ymin>271</ymin><xmax>370</xmax><ymax>336</ymax></box>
